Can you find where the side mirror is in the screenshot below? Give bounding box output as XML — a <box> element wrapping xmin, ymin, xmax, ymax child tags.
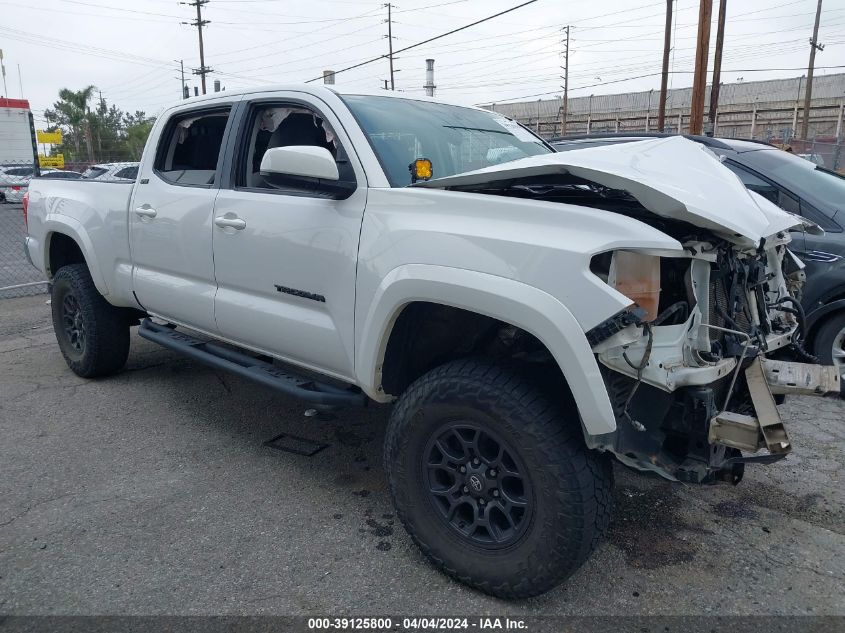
<box><xmin>259</xmin><ymin>146</ymin><xmax>356</xmax><ymax>200</ymax></box>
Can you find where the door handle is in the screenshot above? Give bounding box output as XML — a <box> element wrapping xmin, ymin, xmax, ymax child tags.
<box><xmin>214</xmin><ymin>215</ymin><xmax>247</xmax><ymax>230</ymax></box>
<box><xmin>134</xmin><ymin>206</ymin><xmax>157</xmax><ymax>218</ymax></box>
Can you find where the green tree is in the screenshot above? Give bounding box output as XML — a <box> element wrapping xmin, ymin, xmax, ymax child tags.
<box><xmin>123</xmin><ymin>112</ymin><xmax>155</xmax><ymax>160</ymax></box>
<box><xmin>44</xmin><ymin>85</ymin><xmax>96</xmax><ymax>162</ymax></box>
<box><xmin>43</xmin><ymin>87</ymin><xmax>155</xmax><ymax>164</ymax></box>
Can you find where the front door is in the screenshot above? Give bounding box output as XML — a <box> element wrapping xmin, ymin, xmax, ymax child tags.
<box><xmin>130</xmin><ymin>103</ymin><xmax>235</xmax><ymax>332</ymax></box>
<box><xmin>211</xmin><ymin>97</ymin><xmax>367</xmax><ymax>380</ymax></box>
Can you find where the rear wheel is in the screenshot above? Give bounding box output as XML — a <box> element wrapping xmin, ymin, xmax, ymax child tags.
<box><xmin>51</xmin><ymin>264</ymin><xmax>130</xmax><ymax>378</ymax></box>
<box><xmin>384</xmin><ymin>359</ymin><xmax>613</xmax><ymax>599</ymax></box>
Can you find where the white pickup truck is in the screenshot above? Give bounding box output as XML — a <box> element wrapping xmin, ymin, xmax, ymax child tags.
<box><xmin>23</xmin><ymin>86</ymin><xmax>841</xmax><ymax>598</ymax></box>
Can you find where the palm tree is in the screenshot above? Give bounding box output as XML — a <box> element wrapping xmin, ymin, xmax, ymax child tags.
<box><xmin>44</xmin><ymin>85</ymin><xmax>96</xmax><ymax>162</ymax></box>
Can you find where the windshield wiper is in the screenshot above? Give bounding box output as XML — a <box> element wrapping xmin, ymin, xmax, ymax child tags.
<box><xmin>442</xmin><ymin>125</ymin><xmax>511</xmax><ymax>135</ymax></box>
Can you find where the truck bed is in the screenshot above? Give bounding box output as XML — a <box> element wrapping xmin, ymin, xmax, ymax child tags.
<box><xmin>25</xmin><ymin>178</ymin><xmax>138</xmax><ymax>307</ymax></box>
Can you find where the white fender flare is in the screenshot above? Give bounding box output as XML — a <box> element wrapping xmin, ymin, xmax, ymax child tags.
<box><xmin>355</xmin><ymin>264</ymin><xmax>617</xmax><ymax>436</ymax></box>
<box><xmin>42</xmin><ymin>215</ymin><xmax>111</xmax><ymax>296</ymax></box>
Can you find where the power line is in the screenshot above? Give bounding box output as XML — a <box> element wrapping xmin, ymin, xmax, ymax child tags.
<box><xmin>434</xmin><ymin>39</ymin><xmax>822</xmax><ymax>90</ymax></box>
<box><xmin>213</xmin><ymin>9</ymin><xmax>383</xmax><ymax>64</ymax></box>
<box><xmin>217</xmin><ymin>38</ymin><xmax>384</xmax><ymax>79</ymax></box>
<box><xmin>0</xmin><ymin>25</ymin><xmax>178</xmax><ymax>69</ymax></box>
<box><xmin>303</xmin><ymin>0</ymin><xmax>538</xmax><ymax>83</ymax></box>
<box><xmin>474</xmin><ymin>66</ymin><xmax>845</xmax><ymax>105</ymax></box>
<box><xmin>0</xmin><ymin>1</ymin><xmax>174</xmax><ymax>24</ymax></box>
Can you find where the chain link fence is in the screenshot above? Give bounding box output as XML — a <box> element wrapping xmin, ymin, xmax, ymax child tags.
<box><xmin>1</xmin><ymin>160</ymin><xmax>47</xmax><ymax>299</ymax></box>
<box><xmin>782</xmin><ymin>138</ymin><xmax>844</xmax><ymax>173</ymax></box>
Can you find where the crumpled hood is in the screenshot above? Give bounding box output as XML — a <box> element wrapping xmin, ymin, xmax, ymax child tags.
<box><xmin>414</xmin><ymin>136</ymin><xmax>801</xmax><ymax>246</ymax></box>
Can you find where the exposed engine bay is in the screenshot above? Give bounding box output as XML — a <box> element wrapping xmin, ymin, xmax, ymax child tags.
<box><xmin>439</xmin><ymin>171</ymin><xmax>841</xmax><ymax>484</ymax></box>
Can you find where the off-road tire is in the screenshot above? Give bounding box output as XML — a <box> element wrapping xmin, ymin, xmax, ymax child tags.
<box><xmin>51</xmin><ymin>263</ymin><xmax>130</xmax><ymax>378</ymax></box>
<box><xmin>384</xmin><ymin>358</ymin><xmax>613</xmax><ymax>599</ymax></box>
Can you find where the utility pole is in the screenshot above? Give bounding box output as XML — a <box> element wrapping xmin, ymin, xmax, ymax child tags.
<box><xmin>801</xmin><ymin>0</ymin><xmax>824</xmax><ymax>140</ymax></box>
<box><xmin>176</xmin><ymin>59</ymin><xmax>187</xmax><ymax>99</ymax></box>
<box><xmin>96</xmin><ymin>90</ymin><xmax>105</xmax><ymax>162</ymax></box>
<box><xmin>657</xmin><ymin>0</ymin><xmax>673</xmax><ymax>132</ymax></box>
<box><xmin>561</xmin><ymin>25</ymin><xmax>570</xmax><ymax>136</ymax></box>
<box><xmin>688</xmin><ymin>0</ymin><xmax>713</xmax><ymax>135</ymax></box>
<box><xmin>385</xmin><ymin>3</ymin><xmax>395</xmax><ymax>90</ymax></box>
<box><xmin>0</xmin><ymin>50</ymin><xmax>7</xmax><ymax>97</ymax></box>
<box><xmin>182</xmin><ymin>0</ymin><xmax>212</xmax><ymax>95</ymax></box>
<box><xmin>708</xmin><ymin>0</ymin><xmax>726</xmax><ymax>134</ymax></box>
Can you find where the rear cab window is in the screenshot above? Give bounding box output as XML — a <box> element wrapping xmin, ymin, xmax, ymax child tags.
<box><xmin>154</xmin><ymin>107</ymin><xmax>232</xmax><ymax>186</ymax></box>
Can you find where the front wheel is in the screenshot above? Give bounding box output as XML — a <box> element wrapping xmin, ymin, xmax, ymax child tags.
<box><xmin>813</xmin><ymin>311</ymin><xmax>845</xmax><ymax>392</ymax></box>
<box><xmin>384</xmin><ymin>359</ymin><xmax>613</xmax><ymax>599</ymax></box>
<box><xmin>51</xmin><ymin>263</ymin><xmax>130</xmax><ymax>378</ymax></box>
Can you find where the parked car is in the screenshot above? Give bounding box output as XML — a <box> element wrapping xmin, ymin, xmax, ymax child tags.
<box><xmin>1</xmin><ymin>167</ymin><xmax>84</xmax><ymax>203</ymax></box>
<box><xmin>797</xmin><ymin>152</ymin><xmax>826</xmax><ymax>167</ymax></box>
<box><xmin>24</xmin><ymin>88</ymin><xmax>841</xmax><ymax>598</ymax></box>
<box><xmin>554</xmin><ymin>133</ymin><xmax>845</xmax><ymax>379</ymax></box>
<box><xmin>81</xmin><ymin>162</ymin><xmax>139</xmax><ymax>182</ymax></box>
<box><xmin>40</xmin><ymin>169</ymin><xmax>83</xmax><ymax>180</ymax></box>
<box><xmin>0</xmin><ymin>164</ymin><xmax>35</xmax><ymax>203</ymax></box>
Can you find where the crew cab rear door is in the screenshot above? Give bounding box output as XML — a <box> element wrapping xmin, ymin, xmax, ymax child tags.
<box><xmin>129</xmin><ymin>99</ymin><xmax>238</xmax><ymax>332</ymax></box>
<box><xmin>210</xmin><ymin>93</ymin><xmax>367</xmax><ymax>381</ymax></box>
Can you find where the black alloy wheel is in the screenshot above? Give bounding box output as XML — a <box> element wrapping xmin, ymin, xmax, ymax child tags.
<box><xmin>60</xmin><ymin>292</ymin><xmax>86</xmax><ymax>356</ymax></box>
<box><xmin>423</xmin><ymin>422</ymin><xmax>532</xmax><ymax>549</ymax></box>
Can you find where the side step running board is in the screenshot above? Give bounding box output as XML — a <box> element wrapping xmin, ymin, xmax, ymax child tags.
<box><xmin>139</xmin><ymin>319</ymin><xmax>367</xmax><ymax>408</ymax></box>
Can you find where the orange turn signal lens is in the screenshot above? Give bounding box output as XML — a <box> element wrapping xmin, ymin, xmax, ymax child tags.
<box><xmin>410</xmin><ymin>158</ymin><xmax>433</xmax><ymax>182</ymax></box>
<box><xmin>609</xmin><ymin>251</ymin><xmax>661</xmax><ymax>322</ymax></box>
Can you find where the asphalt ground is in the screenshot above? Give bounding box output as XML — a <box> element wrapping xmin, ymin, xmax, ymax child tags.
<box><xmin>1</xmin><ymin>294</ymin><xmax>844</xmax><ymax>616</ymax></box>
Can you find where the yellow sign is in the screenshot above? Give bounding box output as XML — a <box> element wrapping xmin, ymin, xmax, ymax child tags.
<box><xmin>39</xmin><ymin>154</ymin><xmax>65</xmax><ymax>169</ymax></box>
<box><xmin>37</xmin><ymin>130</ymin><xmax>63</xmax><ymax>144</ymax></box>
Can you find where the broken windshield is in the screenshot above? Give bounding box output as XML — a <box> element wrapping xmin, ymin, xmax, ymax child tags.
<box><xmin>342</xmin><ymin>94</ymin><xmax>552</xmax><ymax>187</ymax></box>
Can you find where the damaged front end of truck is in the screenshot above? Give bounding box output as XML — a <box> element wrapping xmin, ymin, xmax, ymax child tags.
<box><xmin>418</xmin><ymin>136</ymin><xmax>841</xmax><ymax>484</ymax></box>
<box><xmin>585</xmin><ymin>235</ymin><xmax>840</xmax><ymax>484</ymax></box>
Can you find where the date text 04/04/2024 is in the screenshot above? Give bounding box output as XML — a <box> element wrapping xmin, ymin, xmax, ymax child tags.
<box><xmin>306</xmin><ymin>617</ymin><xmax>528</xmax><ymax>630</ymax></box>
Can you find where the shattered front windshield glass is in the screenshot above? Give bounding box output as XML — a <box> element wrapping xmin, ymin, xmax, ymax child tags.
<box><xmin>343</xmin><ymin>94</ymin><xmax>552</xmax><ymax>187</ymax></box>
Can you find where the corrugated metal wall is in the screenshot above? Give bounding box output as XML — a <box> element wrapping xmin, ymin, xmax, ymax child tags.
<box><xmin>483</xmin><ymin>73</ymin><xmax>845</xmax><ymax>119</ymax></box>
<box><xmin>482</xmin><ymin>74</ymin><xmax>845</xmax><ymax>142</ymax></box>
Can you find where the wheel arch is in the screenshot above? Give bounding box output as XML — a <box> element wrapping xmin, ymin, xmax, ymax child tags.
<box><xmin>355</xmin><ymin>264</ymin><xmax>617</xmax><ymax>436</ymax></box>
<box><xmin>806</xmin><ymin>297</ymin><xmax>845</xmax><ymax>340</ymax></box>
<box><xmin>42</xmin><ymin>218</ymin><xmax>109</xmax><ymax>297</ymax></box>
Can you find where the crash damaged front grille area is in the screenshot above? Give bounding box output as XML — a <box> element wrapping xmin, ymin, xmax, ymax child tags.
<box><xmin>588</xmin><ymin>244</ymin><xmax>841</xmax><ymax>484</ymax></box>
<box><xmin>706</xmin><ymin>244</ymin><xmax>798</xmax><ymax>357</ymax></box>
<box><xmin>595</xmin><ymin>365</ymin><xmax>750</xmax><ymax>484</ymax></box>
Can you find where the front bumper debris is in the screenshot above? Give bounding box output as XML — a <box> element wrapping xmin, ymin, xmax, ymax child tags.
<box><xmin>761</xmin><ymin>358</ymin><xmax>841</xmax><ymax>396</ymax></box>
<box><xmin>709</xmin><ymin>358</ymin><xmax>840</xmax><ymax>455</ymax></box>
